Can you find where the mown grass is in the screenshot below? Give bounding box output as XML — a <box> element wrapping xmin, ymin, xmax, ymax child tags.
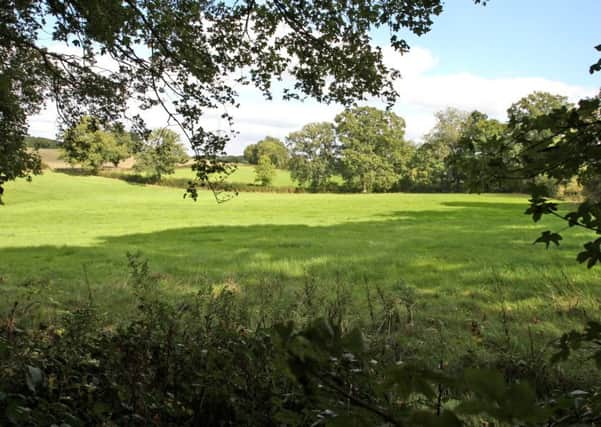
<box><xmin>1</xmin><ymin>171</ymin><xmax>600</xmax><ymax>376</ymax></box>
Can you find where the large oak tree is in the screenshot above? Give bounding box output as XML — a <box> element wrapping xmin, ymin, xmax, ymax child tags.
<box><xmin>287</xmin><ymin>122</ymin><xmax>338</xmax><ymax>191</ymax></box>
<box><xmin>336</xmin><ymin>106</ymin><xmax>413</xmax><ymax>192</ymax></box>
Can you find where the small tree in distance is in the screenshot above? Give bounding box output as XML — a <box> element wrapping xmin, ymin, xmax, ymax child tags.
<box><xmin>134</xmin><ymin>129</ymin><xmax>188</xmax><ymax>182</ymax></box>
<box><xmin>244</xmin><ymin>137</ymin><xmax>289</xmax><ymax>168</ymax></box>
<box><xmin>254</xmin><ymin>155</ymin><xmax>276</xmax><ymax>186</ymax></box>
<box><xmin>61</xmin><ymin>116</ymin><xmax>130</xmax><ymax>174</ymax></box>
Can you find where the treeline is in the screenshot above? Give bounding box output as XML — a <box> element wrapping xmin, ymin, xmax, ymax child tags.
<box><xmin>24</xmin><ymin>136</ymin><xmax>59</xmax><ymax>149</ymax></box>
<box><xmin>244</xmin><ymin>91</ymin><xmax>597</xmax><ymax>197</ymax></box>
<box><xmin>42</xmin><ymin>92</ymin><xmax>598</xmax><ymax>199</ymax></box>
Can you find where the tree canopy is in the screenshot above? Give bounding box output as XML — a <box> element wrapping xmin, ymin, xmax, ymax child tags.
<box><xmin>455</xmin><ymin>90</ymin><xmax>601</xmax><ymax>268</ymax></box>
<box><xmin>336</xmin><ymin>106</ymin><xmax>413</xmax><ymax>192</ymax></box>
<box><xmin>1</xmin><ymin>0</ymin><xmax>454</xmax><ymax>201</ymax></box>
<box><xmin>243</xmin><ymin>137</ymin><xmax>289</xmax><ymax>168</ymax></box>
<box><xmin>409</xmin><ymin>107</ymin><xmax>469</xmax><ymax>191</ymax></box>
<box><xmin>446</xmin><ymin>111</ymin><xmax>507</xmax><ymax>192</ymax></box>
<box><xmin>507</xmin><ymin>91</ymin><xmax>570</xmax><ymax>123</ymax></box>
<box><xmin>24</xmin><ymin>136</ymin><xmax>59</xmax><ymax>149</ymax></box>
<box><xmin>134</xmin><ymin>128</ymin><xmax>188</xmax><ymax>181</ymax></box>
<box><xmin>61</xmin><ymin>116</ymin><xmax>132</xmax><ymax>172</ymax></box>
<box><xmin>512</xmin><ymin>95</ymin><xmax>601</xmax><ymax>267</ymax></box>
<box><xmin>287</xmin><ymin>122</ymin><xmax>338</xmax><ymax>191</ymax></box>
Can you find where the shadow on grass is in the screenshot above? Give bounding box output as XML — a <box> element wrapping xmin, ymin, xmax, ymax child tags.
<box><xmin>441</xmin><ymin>200</ymin><xmax>529</xmax><ymax>209</ymax></box>
<box><xmin>2</xmin><ymin>205</ymin><xmax>598</xmax><ymax>368</ymax></box>
<box><xmin>0</xmin><ymin>207</ymin><xmax>589</xmax><ymax>305</ymax></box>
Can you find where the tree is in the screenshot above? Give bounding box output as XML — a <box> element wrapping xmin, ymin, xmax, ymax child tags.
<box><xmin>0</xmin><ymin>61</ymin><xmax>42</xmax><ymax>204</ymax></box>
<box><xmin>503</xmin><ymin>92</ymin><xmax>575</xmax><ymax>195</ymax></box>
<box><xmin>254</xmin><ymin>155</ymin><xmax>276</xmax><ymax>186</ymax></box>
<box><xmin>580</xmin><ymin>167</ymin><xmax>601</xmax><ymax>203</ymax></box>
<box><xmin>407</xmin><ymin>144</ymin><xmax>440</xmax><ymax>191</ymax></box>
<box><xmin>409</xmin><ymin>108</ymin><xmax>468</xmax><ymax>191</ymax></box>
<box><xmin>469</xmin><ymin>87</ymin><xmax>600</xmax><ymax>267</ymax></box>
<box><xmin>61</xmin><ymin>116</ymin><xmax>130</xmax><ymax>173</ymax></box>
<box><xmin>243</xmin><ymin>137</ymin><xmax>289</xmax><ymax>168</ymax></box>
<box><xmin>134</xmin><ymin>129</ymin><xmax>188</xmax><ymax>181</ymax></box>
<box><xmin>109</xmin><ymin>123</ymin><xmax>141</xmax><ymax>157</ymax></box>
<box><xmin>243</xmin><ymin>144</ymin><xmax>258</xmax><ymax>164</ymax></box>
<box><xmin>24</xmin><ymin>136</ymin><xmax>59</xmax><ymax>149</ymax></box>
<box><xmin>507</xmin><ymin>91</ymin><xmax>570</xmax><ymax>123</ymax></box>
<box><xmin>336</xmin><ymin>107</ymin><xmax>413</xmax><ymax>192</ymax></box>
<box><xmin>506</xmin><ymin>94</ymin><xmax>601</xmax><ymax>267</ymax></box>
<box><xmin>258</xmin><ymin>137</ymin><xmax>289</xmax><ymax>169</ymax></box>
<box><xmin>1</xmin><ymin>0</ymin><xmax>456</xmax><ymax>201</ymax></box>
<box><xmin>287</xmin><ymin>122</ymin><xmax>338</xmax><ymax>191</ymax></box>
<box><xmin>445</xmin><ymin>111</ymin><xmax>507</xmax><ymax>192</ymax></box>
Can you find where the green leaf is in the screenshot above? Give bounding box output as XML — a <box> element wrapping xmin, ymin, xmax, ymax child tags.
<box><xmin>92</xmin><ymin>401</ymin><xmax>111</xmax><ymax>416</ymax></box>
<box><xmin>525</xmin><ymin>197</ymin><xmax>558</xmax><ymax>222</ymax></box>
<box><xmin>25</xmin><ymin>365</ymin><xmax>43</xmax><ymax>393</ymax></box>
<box><xmin>534</xmin><ymin>230</ymin><xmax>562</xmax><ymax>249</ymax></box>
<box><xmin>382</xmin><ymin>365</ymin><xmax>449</xmax><ymax>400</ymax></box>
<box><xmin>577</xmin><ymin>238</ymin><xmax>601</xmax><ymax>268</ymax></box>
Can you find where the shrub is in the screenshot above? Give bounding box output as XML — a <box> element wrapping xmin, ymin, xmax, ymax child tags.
<box><xmin>530</xmin><ymin>174</ymin><xmax>561</xmax><ymax>198</ymax></box>
<box><xmin>254</xmin><ymin>155</ymin><xmax>276</xmax><ymax>186</ymax></box>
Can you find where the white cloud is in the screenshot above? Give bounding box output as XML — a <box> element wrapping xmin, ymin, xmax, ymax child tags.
<box><xmin>383</xmin><ymin>46</ymin><xmax>439</xmax><ymax>78</ymax></box>
<box><xmin>398</xmin><ymin>111</ymin><xmax>437</xmax><ymax>142</ymax></box>
<box><xmin>394</xmin><ymin>73</ymin><xmax>595</xmax><ymax>121</ymax></box>
<box><xmin>27</xmin><ymin>46</ymin><xmax>598</xmax><ymax>152</ymax></box>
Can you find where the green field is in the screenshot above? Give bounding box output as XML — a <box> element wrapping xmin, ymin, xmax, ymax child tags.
<box><xmin>2</xmin><ymin>171</ymin><xmax>600</xmax><ymax>370</ymax></box>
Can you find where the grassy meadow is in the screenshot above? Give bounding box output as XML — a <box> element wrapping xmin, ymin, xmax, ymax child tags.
<box><xmin>2</xmin><ymin>171</ymin><xmax>600</xmax><ymax>373</ymax></box>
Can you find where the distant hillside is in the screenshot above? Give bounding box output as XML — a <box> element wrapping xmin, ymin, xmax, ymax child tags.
<box><xmin>37</xmin><ymin>149</ymin><xmax>68</xmax><ymax>169</ymax></box>
<box><xmin>25</xmin><ymin>135</ymin><xmax>60</xmax><ymax>149</ymax></box>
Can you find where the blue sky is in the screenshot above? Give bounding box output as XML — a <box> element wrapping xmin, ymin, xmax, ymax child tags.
<box><xmin>30</xmin><ymin>0</ymin><xmax>600</xmax><ymax>153</ymax></box>
<box><xmin>394</xmin><ymin>0</ymin><xmax>600</xmax><ymax>86</ymax></box>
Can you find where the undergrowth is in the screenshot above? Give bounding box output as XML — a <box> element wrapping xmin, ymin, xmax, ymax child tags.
<box><xmin>1</xmin><ymin>254</ymin><xmax>600</xmax><ymax>426</ymax></box>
